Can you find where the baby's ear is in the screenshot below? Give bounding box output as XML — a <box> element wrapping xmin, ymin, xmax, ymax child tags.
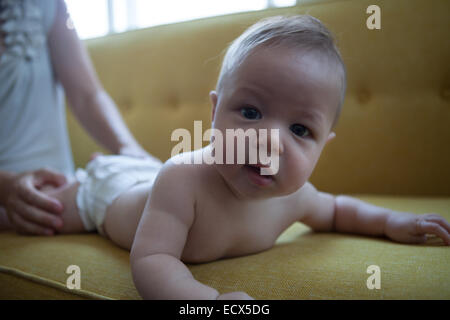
<box><xmin>209</xmin><ymin>91</ymin><xmax>218</xmax><ymax>122</ymax></box>
<box><xmin>326</xmin><ymin>132</ymin><xmax>336</xmax><ymax>144</ymax></box>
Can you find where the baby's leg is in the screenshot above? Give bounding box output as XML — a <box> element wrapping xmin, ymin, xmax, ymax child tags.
<box><xmin>103</xmin><ymin>182</ymin><xmax>153</xmax><ymax>250</ymax></box>
<box><xmin>42</xmin><ymin>182</ymin><xmax>87</xmax><ymax>234</ymax></box>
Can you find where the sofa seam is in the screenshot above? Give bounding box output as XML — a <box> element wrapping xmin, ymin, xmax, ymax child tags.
<box><xmin>0</xmin><ymin>265</ymin><xmax>113</xmax><ymax>300</ymax></box>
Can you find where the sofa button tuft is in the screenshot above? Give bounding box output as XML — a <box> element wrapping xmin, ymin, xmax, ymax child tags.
<box><xmin>168</xmin><ymin>95</ymin><xmax>179</xmax><ymax>109</ymax></box>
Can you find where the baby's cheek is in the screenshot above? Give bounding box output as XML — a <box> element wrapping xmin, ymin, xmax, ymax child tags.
<box><xmin>280</xmin><ymin>160</ymin><xmax>309</xmax><ymax>193</ymax></box>
<box><xmin>278</xmin><ymin>170</ymin><xmax>305</xmax><ymax>194</ymax></box>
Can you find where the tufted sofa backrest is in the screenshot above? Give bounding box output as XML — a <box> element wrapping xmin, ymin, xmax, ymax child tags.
<box><xmin>67</xmin><ymin>0</ymin><xmax>450</xmax><ymax>196</ymax></box>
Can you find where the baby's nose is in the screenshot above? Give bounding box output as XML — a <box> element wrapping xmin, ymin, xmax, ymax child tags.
<box><xmin>251</xmin><ymin>129</ymin><xmax>283</xmax><ymax>157</ymax></box>
<box><xmin>267</xmin><ymin>130</ymin><xmax>283</xmax><ymax>156</ymax></box>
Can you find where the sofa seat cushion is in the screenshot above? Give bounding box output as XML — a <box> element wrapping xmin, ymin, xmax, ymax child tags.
<box><xmin>1</xmin><ymin>196</ymin><xmax>449</xmax><ymax>299</ymax></box>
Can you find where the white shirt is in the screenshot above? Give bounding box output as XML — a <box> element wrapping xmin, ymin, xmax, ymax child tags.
<box><xmin>0</xmin><ymin>0</ymin><xmax>74</xmax><ymax>177</ymax></box>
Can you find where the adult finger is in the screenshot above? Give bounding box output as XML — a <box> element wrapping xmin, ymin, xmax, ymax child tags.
<box><xmin>12</xmin><ymin>200</ymin><xmax>63</xmax><ymax>230</ymax></box>
<box><xmin>18</xmin><ymin>179</ymin><xmax>64</xmax><ymax>214</ymax></box>
<box><xmin>9</xmin><ymin>210</ymin><xmax>54</xmax><ymax>236</ymax></box>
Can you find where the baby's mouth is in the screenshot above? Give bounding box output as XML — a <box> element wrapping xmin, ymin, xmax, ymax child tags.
<box><xmin>243</xmin><ymin>164</ymin><xmax>274</xmax><ymax>187</ymax></box>
<box><xmin>245</xmin><ymin>164</ymin><xmax>262</xmax><ymax>173</ymax></box>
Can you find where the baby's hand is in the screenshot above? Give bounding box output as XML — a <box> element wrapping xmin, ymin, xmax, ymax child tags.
<box><xmin>385</xmin><ymin>212</ymin><xmax>450</xmax><ymax>245</ymax></box>
<box><xmin>216</xmin><ymin>291</ymin><xmax>254</xmax><ymax>300</ymax></box>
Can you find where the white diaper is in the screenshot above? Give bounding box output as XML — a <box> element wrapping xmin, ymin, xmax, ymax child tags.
<box><xmin>75</xmin><ymin>155</ymin><xmax>163</xmax><ymax>236</ymax></box>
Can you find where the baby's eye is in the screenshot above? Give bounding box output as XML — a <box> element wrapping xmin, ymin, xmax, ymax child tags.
<box><xmin>241</xmin><ymin>107</ymin><xmax>262</xmax><ymax>120</ymax></box>
<box><xmin>290</xmin><ymin>124</ymin><xmax>310</xmax><ymax>138</ymax></box>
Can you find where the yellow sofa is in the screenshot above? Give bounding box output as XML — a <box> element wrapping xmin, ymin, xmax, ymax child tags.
<box><xmin>1</xmin><ymin>0</ymin><xmax>449</xmax><ymax>299</ymax></box>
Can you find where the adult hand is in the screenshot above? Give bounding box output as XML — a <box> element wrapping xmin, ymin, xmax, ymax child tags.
<box><xmin>2</xmin><ymin>169</ymin><xmax>67</xmax><ymax>235</ymax></box>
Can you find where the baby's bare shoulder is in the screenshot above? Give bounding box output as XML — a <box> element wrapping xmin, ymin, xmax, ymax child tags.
<box><xmin>143</xmin><ymin>157</ymin><xmax>201</xmax><ymax>230</ymax></box>
<box><xmin>156</xmin><ymin>153</ymin><xmax>211</xmax><ymax>195</ymax></box>
<box><xmin>278</xmin><ymin>182</ymin><xmax>323</xmax><ymax>219</ymax></box>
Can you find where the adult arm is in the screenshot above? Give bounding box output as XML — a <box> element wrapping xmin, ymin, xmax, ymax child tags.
<box><xmin>48</xmin><ymin>0</ymin><xmax>149</xmax><ymax>158</ymax></box>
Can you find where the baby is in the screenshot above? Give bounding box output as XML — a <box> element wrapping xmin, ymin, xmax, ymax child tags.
<box><xmin>3</xmin><ymin>15</ymin><xmax>450</xmax><ymax>300</ymax></box>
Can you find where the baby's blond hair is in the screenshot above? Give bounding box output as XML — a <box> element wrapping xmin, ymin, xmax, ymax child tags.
<box><xmin>216</xmin><ymin>15</ymin><xmax>347</xmax><ymax>128</ymax></box>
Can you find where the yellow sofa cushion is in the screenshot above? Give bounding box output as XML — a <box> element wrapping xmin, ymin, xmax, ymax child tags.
<box><xmin>1</xmin><ymin>196</ymin><xmax>449</xmax><ymax>299</ymax></box>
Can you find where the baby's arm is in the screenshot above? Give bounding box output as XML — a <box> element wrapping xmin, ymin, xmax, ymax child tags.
<box><xmin>297</xmin><ymin>182</ymin><xmax>450</xmax><ymax>245</ymax></box>
<box><xmin>130</xmin><ymin>163</ymin><xmax>219</xmax><ymax>299</ymax></box>
<box><xmin>130</xmin><ymin>162</ymin><xmax>253</xmax><ymax>300</ymax></box>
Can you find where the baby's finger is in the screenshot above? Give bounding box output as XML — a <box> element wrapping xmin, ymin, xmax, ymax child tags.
<box><xmin>426</xmin><ymin>215</ymin><xmax>450</xmax><ymax>234</ymax></box>
<box><xmin>418</xmin><ymin>221</ymin><xmax>450</xmax><ymax>245</ymax></box>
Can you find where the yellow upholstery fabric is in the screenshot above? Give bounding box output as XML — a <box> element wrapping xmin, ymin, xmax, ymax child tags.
<box><xmin>1</xmin><ymin>0</ymin><xmax>449</xmax><ymax>299</ymax></box>
<box><xmin>1</xmin><ymin>196</ymin><xmax>449</xmax><ymax>299</ymax></box>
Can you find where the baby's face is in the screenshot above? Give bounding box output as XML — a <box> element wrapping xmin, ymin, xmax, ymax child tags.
<box><xmin>210</xmin><ymin>45</ymin><xmax>341</xmax><ymax>199</ymax></box>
